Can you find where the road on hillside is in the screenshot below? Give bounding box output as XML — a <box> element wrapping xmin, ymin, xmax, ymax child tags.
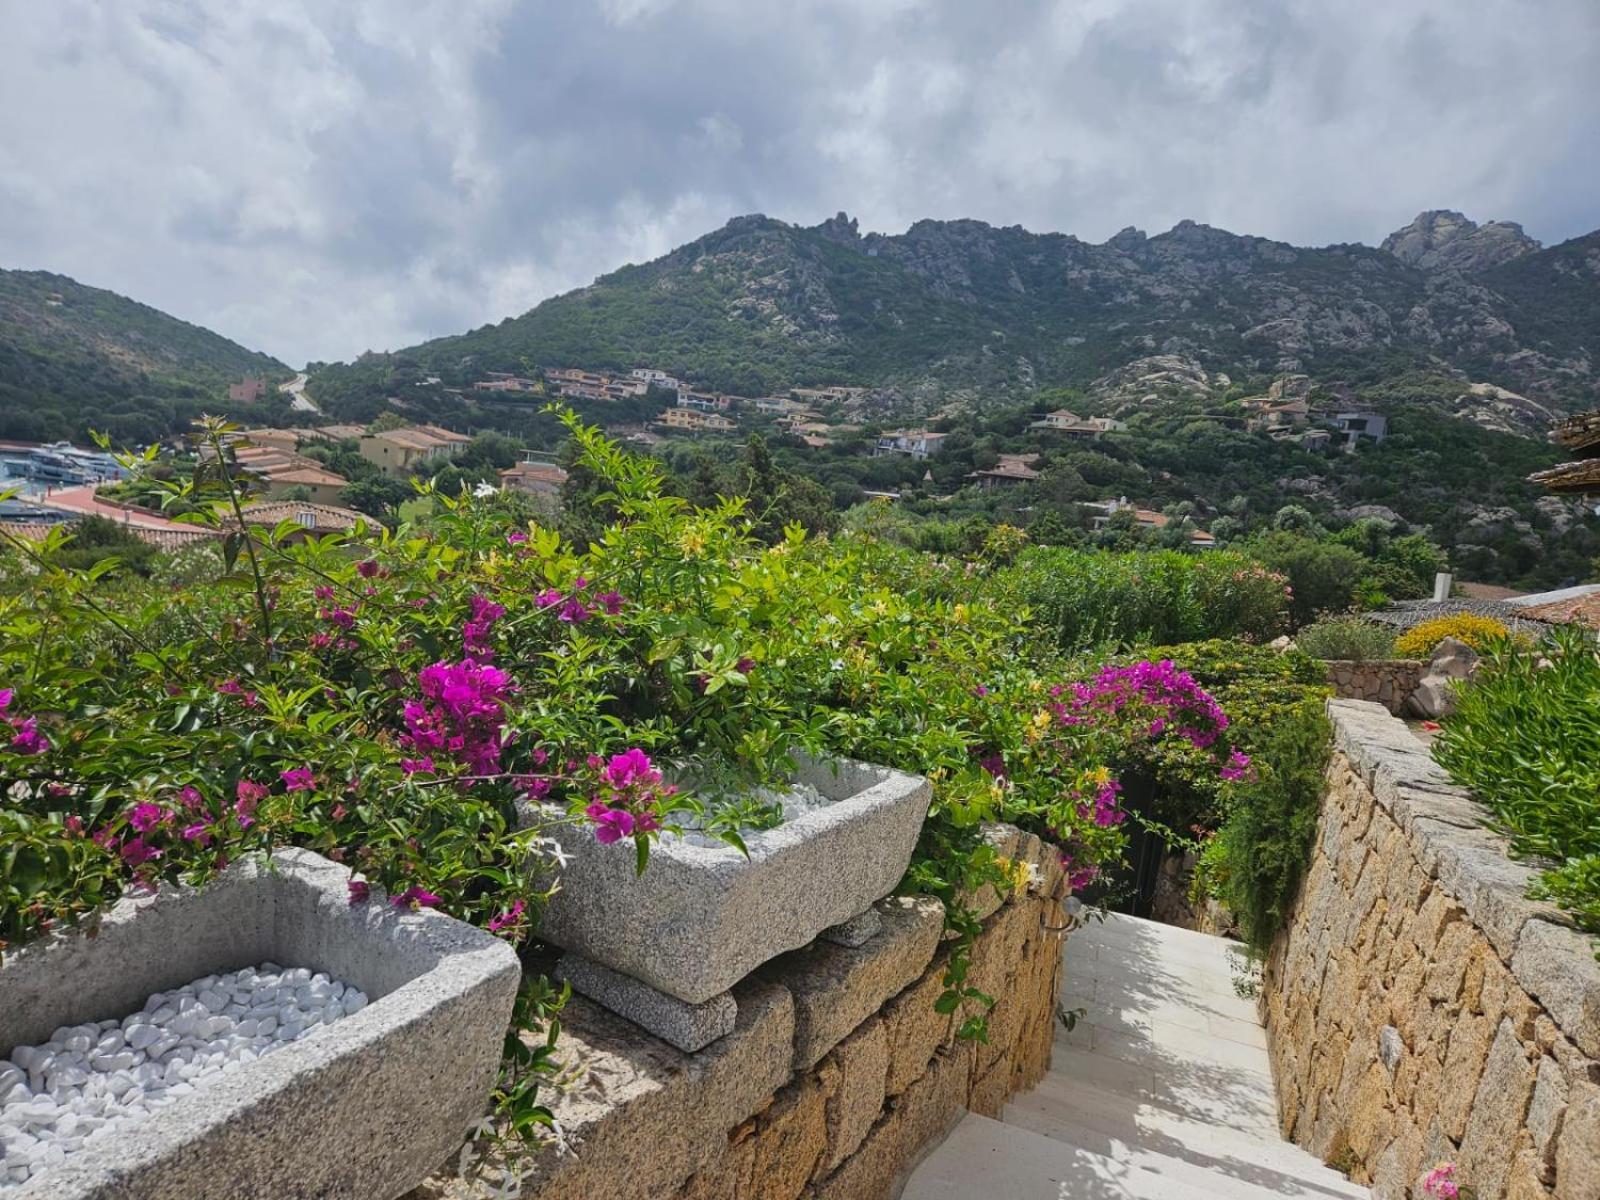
<box><xmin>279</xmin><ymin>372</ymin><xmax>321</xmax><ymax>413</ymax></box>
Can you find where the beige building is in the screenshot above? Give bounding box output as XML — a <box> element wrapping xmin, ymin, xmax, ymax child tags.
<box><xmin>357</xmin><ymin>425</ymin><xmax>473</xmax><ymax>479</ymax></box>
<box><xmin>661</xmin><ymin>408</ymin><xmax>736</xmax><ymax>433</ymax></box>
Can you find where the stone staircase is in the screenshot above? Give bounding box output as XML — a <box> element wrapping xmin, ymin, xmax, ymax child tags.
<box><xmin>903</xmin><ymin>913</ymin><xmax>1370</xmax><ymax>1199</ymax></box>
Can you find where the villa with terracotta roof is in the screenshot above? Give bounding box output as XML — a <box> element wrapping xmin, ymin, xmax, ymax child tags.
<box><xmin>500</xmin><ymin>459</ymin><xmax>569</xmax><ymax>501</ymax></box>
<box><xmin>968</xmin><ymin>453</ymin><xmax>1042</xmax><ymax>489</ymax></box>
<box><xmin>357</xmin><ymin>425</ymin><xmax>473</xmax><ymax>479</ymax></box>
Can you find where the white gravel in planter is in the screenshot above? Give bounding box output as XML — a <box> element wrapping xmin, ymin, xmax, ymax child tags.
<box><xmin>0</xmin><ymin>963</ymin><xmax>368</xmax><ymax>1189</ymax></box>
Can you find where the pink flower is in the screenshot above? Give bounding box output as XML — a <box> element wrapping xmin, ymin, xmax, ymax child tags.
<box><xmin>401</xmin><ymin>757</ymin><xmax>434</xmax><ymax>775</ymax></box>
<box><xmin>601</xmin><ymin>748</ymin><xmax>660</xmax><ymax>791</ymax></box>
<box><xmin>9</xmin><ymin>717</ymin><xmax>49</xmax><ymax>755</ymax></box>
<box><xmin>181</xmin><ymin>822</ymin><xmax>214</xmax><ymax>845</ymax></box>
<box><xmin>235</xmin><ymin>779</ymin><xmax>267</xmax><ymax>827</ymax></box>
<box><xmin>357</xmin><ymin>559</ymin><xmax>380</xmax><ymax>578</ymax></box>
<box><xmin>281</xmin><ymin>767</ymin><xmax>317</xmax><ymax>792</ymax></box>
<box><xmin>178</xmin><ymin>785</ymin><xmax>205</xmax><ymax>813</ymax></box>
<box><xmin>596</xmin><ymin>590</ymin><xmax>625</xmax><ymax>615</ymax></box>
<box><xmin>735</xmin><ymin>657</ymin><xmax>755</xmax><ymax>675</ymax></box>
<box><xmin>487</xmin><ymin>899</ymin><xmax>527</xmax><ymax>934</ymax></box>
<box><xmin>1219</xmin><ymin>749</ymin><xmax>1254</xmax><ymax>782</ymax></box>
<box><xmin>120</xmin><ymin>837</ymin><xmax>161</xmax><ymax>867</ymax></box>
<box><xmin>391</xmin><ymin>886</ymin><xmax>441</xmax><ymax>909</ymax></box>
<box><xmin>586</xmin><ymin>802</ymin><xmax>635</xmax><ymax>844</ymax></box>
<box><xmin>506</xmin><ymin>531</ymin><xmax>528</xmax><ymax>545</ymax></box>
<box><xmin>64</xmin><ymin>815</ymin><xmax>84</xmax><ymax>837</ymax></box>
<box><xmin>0</xmin><ymin>688</ymin><xmax>11</xmax><ymax>711</ymax></box>
<box><xmin>128</xmin><ymin>803</ymin><xmax>166</xmax><ymax>833</ymax></box>
<box><xmin>535</xmin><ymin>588</ymin><xmax>563</xmax><ymax>608</ymax></box>
<box><xmin>558</xmin><ymin>599</ymin><xmax>591</xmax><ymax>624</ymax></box>
<box><xmin>1423</xmin><ymin>1163</ymin><xmax>1460</xmax><ymax>1199</ymax></box>
<box><xmin>347</xmin><ymin>880</ymin><xmax>371</xmax><ymax>905</ymax></box>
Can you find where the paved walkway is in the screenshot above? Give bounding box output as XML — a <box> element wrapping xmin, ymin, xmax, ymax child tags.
<box><xmin>904</xmin><ymin>913</ymin><xmax>1369</xmax><ymax>1199</ymax></box>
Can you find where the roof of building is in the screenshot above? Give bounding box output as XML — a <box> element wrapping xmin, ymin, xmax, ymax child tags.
<box><xmin>501</xmin><ymin>461</ymin><xmax>568</xmax><ymax>484</ymax></box>
<box><xmin>1366</xmin><ymin>598</ymin><xmax>1551</xmax><ymax>634</ymax></box>
<box><xmin>1518</xmin><ymin>592</ymin><xmax>1600</xmax><ymax>629</ymax></box>
<box><xmin>263</xmin><ymin>466</ymin><xmax>349</xmax><ymax>488</ymax></box>
<box><xmin>233</xmin><ymin>501</ymin><xmax>381</xmax><ymax>533</ymax></box>
<box><xmin>1455</xmin><ymin>582</ymin><xmax>1526</xmax><ymax>601</ymax></box>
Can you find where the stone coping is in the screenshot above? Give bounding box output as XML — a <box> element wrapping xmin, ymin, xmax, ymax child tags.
<box><xmin>1326</xmin><ymin>699</ymin><xmax>1599</xmax><ymax>1058</ymax></box>
<box><xmin>2</xmin><ymin>850</ymin><xmax>521</xmax><ymax>1200</ymax></box>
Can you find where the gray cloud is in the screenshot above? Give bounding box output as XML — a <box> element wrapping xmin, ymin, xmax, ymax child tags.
<box><xmin>1</xmin><ymin>0</ymin><xmax>1596</xmax><ymax>364</ymax></box>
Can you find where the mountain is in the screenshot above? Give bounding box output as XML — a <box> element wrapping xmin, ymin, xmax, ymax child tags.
<box><xmin>0</xmin><ymin>269</ymin><xmax>288</xmax><ymax>444</ymax></box>
<box><xmin>310</xmin><ymin>209</ymin><xmax>1600</xmax><ymax>423</ymax></box>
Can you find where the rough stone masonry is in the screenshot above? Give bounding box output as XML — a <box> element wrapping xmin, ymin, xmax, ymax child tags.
<box><xmin>1263</xmin><ymin>699</ymin><xmax>1600</xmax><ymax>1200</ymax></box>
<box><xmin>409</xmin><ymin>824</ymin><xmax>1070</xmax><ymax>1200</ymax></box>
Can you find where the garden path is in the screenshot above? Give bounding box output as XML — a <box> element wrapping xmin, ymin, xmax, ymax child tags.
<box><xmin>903</xmin><ymin>913</ymin><xmax>1371</xmax><ymax>1199</ymax></box>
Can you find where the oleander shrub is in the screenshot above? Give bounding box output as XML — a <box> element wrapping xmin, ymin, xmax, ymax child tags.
<box><xmin>1393</xmin><ymin>613</ymin><xmax>1511</xmax><ymax>659</ymax></box>
<box><xmin>1434</xmin><ymin>626</ymin><xmax>1600</xmax><ymax>933</ymax></box>
<box><xmin>990</xmin><ymin>546</ymin><xmax>1290</xmax><ymax>652</ymax></box>
<box><xmin>1294</xmin><ymin>617</ymin><xmax>1398</xmax><ymax>662</ymax></box>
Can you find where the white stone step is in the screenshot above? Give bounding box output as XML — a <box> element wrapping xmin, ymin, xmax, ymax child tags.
<box><xmin>1044</xmin><ymin>1041</ymin><xmax>1282</xmax><ymax>1137</ymax></box>
<box><xmin>902</xmin><ymin>1111</ymin><xmax>1251</xmax><ymax>1200</ymax></box>
<box><xmin>1006</xmin><ymin>1072</ymin><xmax>1369</xmax><ymax>1200</ymax></box>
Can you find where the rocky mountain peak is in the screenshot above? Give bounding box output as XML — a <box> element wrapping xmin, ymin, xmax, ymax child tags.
<box><xmin>1382</xmin><ymin>210</ymin><xmax>1540</xmax><ymax>274</ymax></box>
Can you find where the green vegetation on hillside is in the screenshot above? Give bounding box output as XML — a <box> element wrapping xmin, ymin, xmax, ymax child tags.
<box><xmin>0</xmin><ymin>269</ymin><xmax>288</xmax><ymax>443</ymax></box>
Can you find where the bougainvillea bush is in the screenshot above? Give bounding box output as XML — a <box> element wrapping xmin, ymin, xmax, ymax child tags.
<box><xmin>0</xmin><ymin>414</ymin><xmax>1252</xmax><ymax>1152</ymax></box>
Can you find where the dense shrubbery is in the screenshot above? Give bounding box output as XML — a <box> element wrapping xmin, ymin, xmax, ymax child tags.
<box><xmin>1434</xmin><ymin>628</ymin><xmax>1600</xmax><ymax>934</ymax></box>
<box><xmin>1393</xmin><ymin>614</ymin><xmax>1511</xmax><ymax>658</ymax></box>
<box><xmin>1197</xmin><ymin>700</ymin><xmax>1332</xmax><ymax>953</ymax></box>
<box><xmin>0</xmin><ymin>414</ymin><xmax>1257</xmax><ymax>1160</ymax></box>
<box><xmin>1294</xmin><ymin>617</ymin><xmax>1398</xmax><ymax>661</ymax></box>
<box><xmin>990</xmin><ymin>547</ymin><xmax>1291</xmax><ymax>652</ymax></box>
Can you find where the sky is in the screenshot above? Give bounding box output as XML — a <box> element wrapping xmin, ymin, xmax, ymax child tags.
<box><xmin>2</xmin><ymin>0</ymin><xmax>1597</xmax><ymax>367</ymax></box>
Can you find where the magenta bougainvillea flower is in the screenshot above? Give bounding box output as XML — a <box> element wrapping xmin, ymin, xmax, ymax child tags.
<box><xmin>402</xmin><ymin>659</ymin><xmax>515</xmax><ymax>774</ymax></box>
<box><xmin>128</xmin><ymin>802</ymin><xmax>167</xmax><ymax>833</ymax></box>
<box><xmin>596</xmin><ymin>590</ymin><xmax>625</xmax><ymax>616</ymax></box>
<box><xmin>234</xmin><ymin>779</ymin><xmax>267</xmax><ymax>827</ymax></box>
<box><xmin>487</xmin><ymin>899</ymin><xmax>526</xmax><ymax>933</ymax></box>
<box><xmin>281</xmin><ymin>767</ymin><xmax>317</xmax><ymax>792</ymax></box>
<box><xmin>347</xmin><ymin>880</ymin><xmax>371</xmax><ymax>905</ymax></box>
<box><xmin>1219</xmin><ymin>749</ymin><xmax>1254</xmax><ymax>782</ymax></box>
<box><xmin>391</xmin><ymin>886</ymin><xmax>441</xmax><ymax>909</ymax></box>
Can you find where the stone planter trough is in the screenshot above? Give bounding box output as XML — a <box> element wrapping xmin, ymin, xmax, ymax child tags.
<box><xmin>0</xmin><ymin>849</ymin><xmax>520</xmax><ymax>1200</ymax></box>
<box><xmin>529</xmin><ymin>754</ymin><xmax>931</xmax><ymax>1051</ymax></box>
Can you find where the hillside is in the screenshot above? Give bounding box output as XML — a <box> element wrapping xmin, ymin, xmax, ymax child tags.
<box><xmin>0</xmin><ymin>269</ymin><xmax>288</xmax><ymax>444</ymax></box>
<box><xmin>307</xmin><ymin>209</ymin><xmax>1600</xmax><ymax>419</ymax></box>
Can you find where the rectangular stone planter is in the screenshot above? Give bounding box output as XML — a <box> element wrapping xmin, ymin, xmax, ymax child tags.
<box><xmin>529</xmin><ymin>755</ymin><xmax>931</xmax><ymax>1051</ymax></box>
<box><xmin>0</xmin><ymin>849</ymin><xmax>521</xmax><ymax>1200</ymax></box>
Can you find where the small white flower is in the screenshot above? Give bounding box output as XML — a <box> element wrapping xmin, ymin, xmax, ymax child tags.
<box><xmin>457</xmin><ymin>1139</ymin><xmax>479</xmax><ymax>1175</ymax></box>
<box><xmin>474</xmin><ymin>482</ymin><xmax>499</xmax><ymax>498</ymax></box>
<box><xmin>467</xmin><ymin>1116</ymin><xmax>496</xmax><ymax>1141</ymax></box>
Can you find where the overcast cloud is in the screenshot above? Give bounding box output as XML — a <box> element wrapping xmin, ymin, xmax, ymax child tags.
<box><xmin>2</xmin><ymin>0</ymin><xmax>1597</xmax><ymax>365</ymax></box>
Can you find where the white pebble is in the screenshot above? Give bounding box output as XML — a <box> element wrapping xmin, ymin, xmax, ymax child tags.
<box><xmin>0</xmin><ymin>963</ymin><xmax>360</xmax><ymax>1189</ymax></box>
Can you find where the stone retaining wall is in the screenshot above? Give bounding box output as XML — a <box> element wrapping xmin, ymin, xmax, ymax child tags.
<box><xmin>412</xmin><ymin>825</ymin><xmax>1068</xmax><ymax>1200</ymax></box>
<box><xmin>1262</xmin><ymin>699</ymin><xmax>1600</xmax><ymax>1200</ymax></box>
<box><xmin>1324</xmin><ymin>659</ymin><xmax>1427</xmax><ymax>715</ymax></box>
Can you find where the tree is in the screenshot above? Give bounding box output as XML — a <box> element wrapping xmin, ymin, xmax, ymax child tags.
<box><xmin>339</xmin><ymin>477</ymin><xmax>412</xmax><ymax>520</ymax></box>
<box><xmin>1244</xmin><ymin>531</ymin><xmax>1370</xmax><ymax>627</ymax></box>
